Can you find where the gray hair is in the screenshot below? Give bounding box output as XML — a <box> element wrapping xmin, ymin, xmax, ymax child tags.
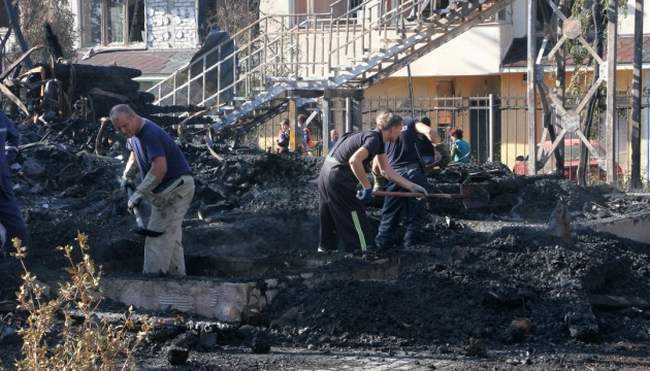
<box><xmin>109</xmin><ymin>104</ymin><xmax>136</xmax><ymax>121</ymax></box>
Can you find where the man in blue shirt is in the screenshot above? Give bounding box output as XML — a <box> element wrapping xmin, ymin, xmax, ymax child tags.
<box><xmin>0</xmin><ymin>112</ymin><xmax>26</xmax><ymax>257</ymax></box>
<box><xmin>374</xmin><ymin>117</ymin><xmax>436</xmax><ymax>250</ymax></box>
<box><xmin>111</xmin><ymin>104</ymin><xmax>194</xmax><ymax>276</ymax></box>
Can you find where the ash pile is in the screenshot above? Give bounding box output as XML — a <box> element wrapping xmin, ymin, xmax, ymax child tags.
<box><xmin>187</xmin><ymin>149</ymin><xmax>322</xmax><ymax>218</ymax></box>
<box><xmin>264</xmin><ymin>226</ymin><xmax>650</xmax><ymax>353</ymax></box>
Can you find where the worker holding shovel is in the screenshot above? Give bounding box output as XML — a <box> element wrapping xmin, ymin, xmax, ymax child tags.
<box><xmin>373</xmin><ymin>117</ymin><xmax>436</xmax><ymax>251</ymax></box>
<box><xmin>317</xmin><ymin>112</ymin><xmax>427</xmax><ymax>259</ymax></box>
<box><xmin>111</xmin><ymin>104</ymin><xmax>194</xmax><ymax>277</ymax></box>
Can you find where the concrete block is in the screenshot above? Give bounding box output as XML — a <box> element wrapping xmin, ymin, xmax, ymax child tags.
<box><xmin>582</xmin><ymin>211</ymin><xmax>650</xmax><ymax>244</ymax></box>
<box><xmin>101</xmin><ymin>276</ymin><xmax>272</xmax><ymax>323</ymax></box>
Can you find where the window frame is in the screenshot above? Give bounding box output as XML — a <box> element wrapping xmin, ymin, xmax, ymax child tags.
<box><xmin>81</xmin><ymin>0</ymin><xmax>145</xmax><ymax>48</ymax></box>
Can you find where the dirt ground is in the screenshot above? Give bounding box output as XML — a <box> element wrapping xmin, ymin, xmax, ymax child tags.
<box><xmin>1</xmin><ymin>120</ymin><xmax>650</xmax><ymax>370</ymax></box>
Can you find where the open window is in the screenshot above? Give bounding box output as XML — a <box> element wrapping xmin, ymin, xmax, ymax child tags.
<box><xmin>79</xmin><ymin>0</ymin><xmax>144</xmax><ymax>47</ymax></box>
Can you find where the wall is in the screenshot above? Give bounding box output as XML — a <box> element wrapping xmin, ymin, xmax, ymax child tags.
<box><xmin>146</xmin><ymin>0</ymin><xmax>199</xmax><ymax>49</ymax></box>
<box><xmin>260</xmin><ymin>0</ymin><xmax>293</xmax><ymax>15</ymax></box>
<box><xmin>389</xmin><ymin>23</ymin><xmax>514</xmax><ymax>77</ymax></box>
<box><xmin>511</xmin><ymin>0</ymin><xmax>526</xmax><ymax>38</ymax></box>
<box><xmin>366</xmin><ymin>75</ymin><xmax>501</xmax><ymax>97</ymax></box>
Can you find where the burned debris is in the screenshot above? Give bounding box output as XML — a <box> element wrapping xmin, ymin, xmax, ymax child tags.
<box><xmin>0</xmin><ymin>2</ymin><xmax>649</xmax><ymax>370</ymax></box>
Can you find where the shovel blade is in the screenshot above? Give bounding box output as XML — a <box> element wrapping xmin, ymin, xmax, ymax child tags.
<box><xmin>132</xmin><ymin>228</ymin><xmax>164</xmax><ymax>238</ymax></box>
<box><xmin>460</xmin><ymin>184</ymin><xmax>491</xmax><ymax>209</ymax></box>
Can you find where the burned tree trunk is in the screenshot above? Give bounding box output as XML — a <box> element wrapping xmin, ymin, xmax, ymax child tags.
<box><xmin>3</xmin><ymin>0</ymin><xmax>31</xmax><ymax>68</ymax></box>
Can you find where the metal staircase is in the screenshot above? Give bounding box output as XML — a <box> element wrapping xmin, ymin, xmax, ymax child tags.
<box><xmin>148</xmin><ymin>0</ymin><xmax>515</xmax><ymax>132</ymax></box>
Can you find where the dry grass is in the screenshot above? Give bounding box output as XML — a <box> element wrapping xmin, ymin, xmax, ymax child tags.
<box><xmin>10</xmin><ymin>233</ymin><xmax>150</xmax><ymax>371</ymax></box>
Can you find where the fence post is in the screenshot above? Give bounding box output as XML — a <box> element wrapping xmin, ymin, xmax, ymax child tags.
<box><xmin>489</xmin><ymin>94</ymin><xmax>494</xmax><ymax>162</ymax></box>
<box><xmin>606</xmin><ymin>0</ymin><xmax>618</xmax><ymax>184</ymax></box>
<box><xmin>345</xmin><ymin>97</ymin><xmax>353</xmax><ymax>133</ymax></box>
<box><xmin>526</xmin><ymin>0</ymin><xmax>537</xmax><ymax>175</ymax></box>
<box><xmin>322</xmin><ymin>97</ymin><xmax>330</xmax><ymax>155</ymax></box>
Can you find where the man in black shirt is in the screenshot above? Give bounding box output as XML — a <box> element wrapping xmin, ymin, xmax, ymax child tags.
<box><xmin>375</xmin><ymin>117</ymin><xmax>437</xmax><ymax>250</ymax></box>
<box><xmin>318</xmin><ymin>112</ymin><xmax>428</xmax><ymax>257</ymax></box>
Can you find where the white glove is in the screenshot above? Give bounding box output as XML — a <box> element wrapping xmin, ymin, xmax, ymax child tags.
<box><xmin>119</xmin><ymin>176</ymin><xmax>129</xmax><ymax>192</ymax></box>
<box><xmin>127</xmin><ymin>191</ymin><xmax>143</xmax><ymax>211</ymax></box>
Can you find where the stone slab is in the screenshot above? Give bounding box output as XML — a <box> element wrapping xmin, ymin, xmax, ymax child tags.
<box><xmin>101</xmin><ymin>276</ymin><xmax>271</xmax><ymax>322</ymax></box>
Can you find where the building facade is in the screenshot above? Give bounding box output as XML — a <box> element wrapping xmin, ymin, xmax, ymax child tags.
<box><xmin>69</xmin><ymin>0</ymin><xmax>207</xmax><ymax>88</ymax></box>
<box><xmin>259</xmin><ymin>0</ymin><xmax>650</xmax><ymax>179</ymax></box>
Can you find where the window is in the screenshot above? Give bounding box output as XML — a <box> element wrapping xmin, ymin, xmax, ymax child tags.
<box><xmin>348</xmin><ymin>0</ymin><xmax>363</xmax><ymax>18</ymax></box>
<box><xmin>80</xmin><ymin>0</ymin><xmax>144</xmax><ymax>47</ymax></box>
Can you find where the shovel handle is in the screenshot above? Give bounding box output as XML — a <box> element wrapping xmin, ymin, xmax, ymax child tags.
<box><xmin>372</xmin><ymin>191</ymin><xmax>462</xmax><ymax>199</ymax></box>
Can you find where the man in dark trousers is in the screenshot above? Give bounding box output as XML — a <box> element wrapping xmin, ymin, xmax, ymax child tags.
<box><xmin>0</xmin><ymin>112</ymin><xmax>26</xmax><ymax>256</ymax></box>
<box><xmin>374</xmin><ymin>117</ymin><xmax>436</xmax><ymax>250</ymax></box>
<box><xmin>318</xmin><ymin>112</ymin><xmax>428</xmax><ymax>257</ymax></box>
<box><xmin>112</xmin><ymin>104</ymin><xmax>194</xmax><ymax>276</ymax></box>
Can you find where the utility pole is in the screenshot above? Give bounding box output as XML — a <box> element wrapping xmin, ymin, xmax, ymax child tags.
<box><xmin>527</xmin><ymin>0</ymin><xmax>537</xmax><ymax>175</ymax></box>
<box><xmin>631</xmin><ymin>0</ymin><xmax>643</xmax><ymax>188</ymax></box>
<box><xmin>606</xmin><ymin>0</ymin><xmax>618</xmax><ymax>184</ymax></box>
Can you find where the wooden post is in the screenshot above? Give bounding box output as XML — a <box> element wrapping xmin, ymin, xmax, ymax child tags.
<box><xmin>322</xmin><ymin>98</ymin><xmax>330</xmax><ymax>155</ymax></box>
<box><xmin>606</xmin><ymin>0</ymin><xmax>618</xmax><ymax>184</ymax></box>
<box><xmin>631</xmin><ymin>0</ymin><xmax>643</xmax><ymax>188</ymax></box>
<box><xmin>527</xmin><ymin>0</ymin><xmax>537</xmax><ymax>175</ymax></box>
<box><xmin>289</xmin><ymin>98</ymin><xmax>298</xmax><ymax>152</ymax></box>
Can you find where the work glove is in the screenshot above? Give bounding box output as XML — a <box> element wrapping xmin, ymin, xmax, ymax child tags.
<box><xmin>410</xmin><ymin>184</ymin><xmax>429</xmax><ymax>197</ymax></box>
<box><xmin>356</xmin><ymin>187</ymin><xmax>373</xmax><ymax>203</ymax></box>
<box><xmin>119</xmin><ymin>176</ymin><xmax>130</xmax><ymax>193</ymax></box>
<box><xmin>127</xmin><ymin>190</ymin><xmax>144</xmax><ymax>212</ymax></box>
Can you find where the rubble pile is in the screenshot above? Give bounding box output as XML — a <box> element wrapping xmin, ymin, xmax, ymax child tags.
<box><xmin>265</xmin><ymin>228</ymin><xmax>650</xmax><ymax>350</ymax></box>
<box><xmin>187</xmin><ymin>150</ymin><xmax>322</xmax><ymax>215</ymax></box>
<box><xmin>1</xmin><ymin>118</ymin><xmax>650</xmax><ymax>369</ymax></box>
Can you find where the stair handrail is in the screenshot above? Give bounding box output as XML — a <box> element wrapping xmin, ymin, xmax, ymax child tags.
<box><xmin>152</xmin><ymin>13</ymin><xmax>331</xmax><ymax>108</ymax></box>
<box><xmin>150</xmin><ymin>0</ymin><xmax>511</xmax><ymax>132</ymax></box>
<box><xmin>147</xmin><ymin>14</ymin><xmax>294</xmax><ymax>100</ymax></box>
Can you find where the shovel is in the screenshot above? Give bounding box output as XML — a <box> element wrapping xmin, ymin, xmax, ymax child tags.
<box><xmin>372</xmin><ymin>183</ymin><xmax>490</xmax><ymax>209</ymax></box>
<box><xmin>123</xmin><ymin>183</ymin><xmax>165</xmax><ymax>238</ymax></box>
